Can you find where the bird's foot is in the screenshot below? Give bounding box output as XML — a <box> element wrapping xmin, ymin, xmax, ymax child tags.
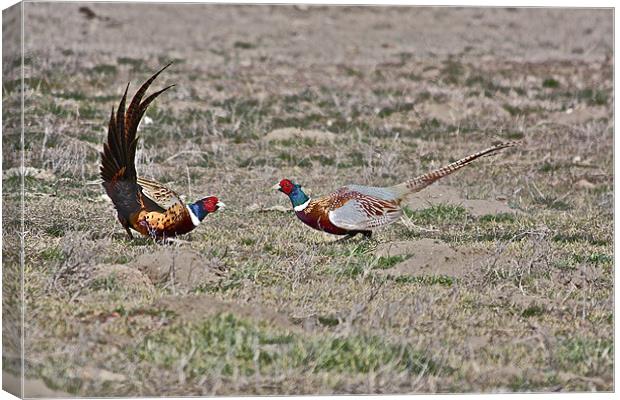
<box><xmin>162</xmin><ymin>237</ymin><xmax>190</xmax><ymax>246</ymax></box>
<box><xmin>333</xmin><ymin>231</ymin><xmax>372</xmax><ymax>243</ymax></box>
<box><xmin>333</xmin><ymin>234</ymin><xmax>356</xmax><ymax>243</ymax></box>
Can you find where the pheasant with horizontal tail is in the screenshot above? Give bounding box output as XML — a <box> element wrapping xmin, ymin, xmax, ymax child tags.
<box><xmin>100</xmin><ymin>64</ymin><xmax>224</xmax><ymax>239</ymax></box>
<box><xmin>274</xmin><ymin>142</ymin><xmax>519</xmax><ymax>239</ymax></box>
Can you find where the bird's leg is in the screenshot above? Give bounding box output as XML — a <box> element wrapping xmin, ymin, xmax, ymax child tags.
<box><xmin>118</xmin><ymin>215</ymin><xmax>134</xmax><ymax>240</ymax></box>
<box><xmin>333</xmin><ymin>233</ymin><xmax>357</xmax><ymax>243</ymax></box>
<box><xmin>163</xmin><ymin>237</ymin><xmax>190</xmax><ymax>246</ymax></box>
<box><xmin>361</xmin><ymin>231</ymin><xmax>373</xmax><ymax>239</ymax></box>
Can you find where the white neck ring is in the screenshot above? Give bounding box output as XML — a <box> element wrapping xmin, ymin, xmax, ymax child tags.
<box><xmin>294</xmin><ymin>198</ymin><xmax>311</xmax><ymax>212</ymax></box>
<box><xmin>187</xmin><ymin>205</ymin><xmax>201</xmax><ymax>226</ymax></box>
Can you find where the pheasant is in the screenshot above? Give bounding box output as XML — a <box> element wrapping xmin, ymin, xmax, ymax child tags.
<box><xmin>100</xmin><ymin>64</ymin><xmax>224</xmax><ymax>239</ymax></box>
<box><xmin>274</xmin><ymin>141</ymin><xmax>519</xmax><ymax>239</ymax></box>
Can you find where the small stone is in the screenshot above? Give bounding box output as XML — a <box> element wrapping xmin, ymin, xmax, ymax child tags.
<box><xmin>247</xmin><ymin>203</ymin><xmax>261</xmax><ymax>212</ymax></box>
<box><xmin>263</xmin><ymin>127</ymin><xmax>336</xmax><ymax>142</ymax></box>
<box><xmin>574</xmin><ymin>179</ymin><xmax>596</xmax><ymax>190</ymax></box>
<box><xmin>80</xmin><ymin>367</ymin><xmax>126</xmax><ymax>382</ymax></box>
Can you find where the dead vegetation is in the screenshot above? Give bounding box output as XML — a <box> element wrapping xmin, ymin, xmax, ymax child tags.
<box><xmin>2</xmin><ymin>4</ymin><xmax>613</xmax><ymax>396</ymax></box>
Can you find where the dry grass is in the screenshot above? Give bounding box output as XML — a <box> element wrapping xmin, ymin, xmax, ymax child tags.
<box><xmin>2</xmin><ymin>4</ymin><xmax>613</xmax><ymax>396</ymax></box>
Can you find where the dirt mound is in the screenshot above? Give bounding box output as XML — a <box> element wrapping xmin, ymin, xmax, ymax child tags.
<box><xmin>154</xmin><ymin>294</ymin><xmax>300</xmax><ymax>332</ymax></box>
<box><xmin>375</xmin><ymin>238</ymin><xmax>490</xmax><ymax>278</ymax></box>
<box><xmin>420</xmin><ymin>100</ymin><xmax>510</xmax><ymax>126</ymax></box>
<box><xmin>263</xmin><ymin>127</ymin><xmax>336</xmax><ymax>142</ymax></box>
<box><xmin>3</xmin><ymin>167</ymin><xmax>55</xmax><ymax>181</ymax></box>
<box><xmin>3</xmin><ymin>371</ymin><xmax>71</xmax><ymax>398</ymax></box>
<box><xmin>405</xmin><ymin>185</ymin><xmax>517</xmax><ymax>217</ymax></box>
<box><xmin>548</xmin><ymin>106</ymin><xmax>608</xmax><ymax>125</ymax></box>
<box><xmin>133</xmin><ymin>249</ymin><xmax>223</xmax><ymax>292</ymax></box>
<box><xmin>90</xmin><ymin>264</ymin><xmax>155</xmax><ymax>296</ymax></box>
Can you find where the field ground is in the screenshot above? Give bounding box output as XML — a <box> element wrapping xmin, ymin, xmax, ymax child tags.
<box><xmin>2</xmin><ymin>4</ymin><xmax>613</xmax><ymax>396</ymax></box>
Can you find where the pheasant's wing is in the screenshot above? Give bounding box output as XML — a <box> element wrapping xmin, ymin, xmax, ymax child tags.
<box><xmin>137</xmin><ymin>177</ymin><xmax>183</xmax><ymax>210</ymax></box>
<box><xmin>328</xmin><ymin>192</ymin><xmax>402</xmax><ymax>231</ymax></box>
<box><xmin>344</xmin><ymin>184</ymin><xmax>400</xmax><ymax>201</ymax></box>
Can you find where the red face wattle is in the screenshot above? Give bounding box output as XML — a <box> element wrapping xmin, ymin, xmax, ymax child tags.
<box><xmin>203</xmin><ymin>196</ymin><xmax>220</xmax><ymax>213</ymax></box>
<box><xmin>279</xmin><ymin>179</ymin><xmax>295</xmax><ymax>195</ymax></box>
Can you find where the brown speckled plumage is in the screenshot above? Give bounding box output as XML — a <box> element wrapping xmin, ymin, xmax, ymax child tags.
<box><xmin>100</xmin><ymin>64</ymin><xmax>218</xmax><ymax>239</ymax></box>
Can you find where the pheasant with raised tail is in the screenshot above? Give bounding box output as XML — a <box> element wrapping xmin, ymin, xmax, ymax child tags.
<box><xmin>100</xmin><ymin>64</ymin><xmax>224</xmax><ymax>239</ymax></box>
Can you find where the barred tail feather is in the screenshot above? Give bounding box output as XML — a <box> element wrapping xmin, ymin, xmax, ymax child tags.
<box><xmin>393</xmin><ymin>141</ymin><xmax>520</xmax><ymax>196</ymax></box>
<box><xmin>100</xmin><ymin>63</ymin><xmax>174</xmax><ymax>186</ymax></box>
<box><xmin>100</xmin><ymin>64</ymin><xmax>175</xmax><ymax>221</ymax></box>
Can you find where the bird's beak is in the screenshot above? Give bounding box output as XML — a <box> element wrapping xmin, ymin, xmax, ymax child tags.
<box><xmin>271</xmin><ymin>183</ymin><xmax>281</xmax><ymax>191</ymax></box>
<box><xmin>216</xmin><ymin>201</ymin><xmax>226</xmax><ymax>209</ymax></box>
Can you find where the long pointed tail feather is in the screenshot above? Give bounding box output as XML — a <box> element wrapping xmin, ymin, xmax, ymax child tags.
<box><xmin>100</xmin><ymin>63</ymin><xmax>174</xmax><ymax>185</ymax></box>
<box><xmin>392</xmin><ymin>141</ymin><xmax>521</xmax><ymax>196</ymax></box>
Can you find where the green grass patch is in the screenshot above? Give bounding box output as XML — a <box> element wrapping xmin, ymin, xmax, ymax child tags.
<box><xmin>464</xmin><ymin>74</ymin><xmax>517</xmax><ymax>97</ymax></box>
<box><xmin>554</xmin><ymin>337</ymin><xmax>613</xmax><ymax>377</ymax></box>
<box><xmin>336</xmin><ymin>151</ymin><xmax>365</xmax><ymax>169</ymax></box>
<box><xmin>117</xmin><ymin>57</ymin><xmax>145</xmax><ymax>70</ymax></box>
<box><xmin>552</xmin><ymin>232</ymin><xmax>609</xmax><ymax>246</ymax></box>
<box><xmin>503</xmin><ymin>131</ymin><xmax>525</xmax><ymax>140</ymax></box>
<box><xmin>538</xmin><ymin>161</ymin><xmax>563</xmax><ymax>173</ymax></box>
<box><xmin>204</xmin><ymin>261</ymin><xmax>278</xmax><ymax>293</ymax></box>
<box><xmin>375</xmin><ymin>255</ymin><xmax>409</xmax><ymax>270</ymax></box>
<box><xmin>336</xmin><ymin>261</ymin><xmax>366</xmax><ymax>278</ymax></box>
<box><xmin>277</xmin><ymin>152</ymin><xmax>312</xmax><ymax>168</ymax></box>
<box><xmin>241</xmin><ymin>238</ymin><xmax>256</xmax><ymax>246</ymax></box>
<box><xmin>404</xmin><ymin>204</ymin><xmax>468</xmax><ymax>225</ymax></box>
<box><xmin>45</xmin><ymin>224</ymin><xmax>67</xmax><ymax>238</ymax></box>
<box><xmin>92</xmin><ymin>64</ymin><xmax>117</xmax><ymax>75</ymax></box>
<box><xmin>330</xmin><ymin>241</ymin><xmax>377</xmax><ymax>278</ymax></box>
<box><xmin>553</xmin><ymin>258</ymin><xmax>577</xmax><ymax>271</ymax></box>
<box><xmin>533</xmin><ymin>195</ymin><xmax>571</xmax><ymax>211</ymax></box>
<box><xmin>412</xmin><ymin>118</ymin><xmax>445</xmax><ymax>140</ymax></box>
<box><xmin>270</xmin><ymin>114</ymin><xmax>324</xmax><ymax>130</ymax></box>
<box><xmin>571</xmin><ymin>252</ymin><xmax>612</xmax><ymax>265</ymax></box>
<box><xmin>4</xmin><ymin>77</ymin><xmax>43</xmax><ymax>94</ymax></box>
<box><xmin>521</xmin><ymin>304</ymin><xmax>546</xmax><ymax>318</ymax></box>
<box><xmin>417</xmin><ymin>91</ymin><xmax>432</xmax><ymax>102</ymax></box>
<box><xmin>441</xmin><ymin>59</ymin><xmax>464</xmax><ymax>84</ymax></box>
<box><xmin>129</xmin><ymin>313</ymin><xmax>437</xmax><ymax>378</ymax></box>
<box><xmin>577</xmin><ymin>88</ymin><xmax>608</xmax><ymax>106</ymax></box>
<box><xmin>54</xmin><ymin>91</ymin><xmax>87</xmax><ymax>101</ymax></box>
<box><xmin>534</xmin><ymin>87</ymin><xmax>609</xmax><ymax>107</ymax></box>
<box><xmin>542</xmin><ymin>78</ymin><xmax>560</xmax><ymax>88</ymax></box>
<box><xmin>377</xmin><ymin>102</ymin><xmax>414</xmax><ymax>118</ymax></box>
<box><xmin>89</xmin><ymin>274</ymin><xmax>120</xmax><ymax>292</ymax></box>
<box><xmin>233</xmin><ymin>41</ymin><xmax>256</xmax><ymax>50</ymax></box>
<box><xmin>40</xmin><ymin>246</ymin><xmax>64</xmax><ymax>262</ymax></box>
<box><xmin>317</xmin><ymin>315</ymin><xmax>340</xmax><ymax>327</ymax></box>
<box><xmin>341</xmin><ymin>66</ymin><xmax>363</xmax><ymax>78</ymax></box>
<box><xmin>274</xmin><ymin>138</ymin><xmax>318</xmax><ymax>147</ymax></box>
<box><xmin>479</xmin><ymin>213</ymin><xmax>517</xmax><ymax>223</ymax></box>
<box><xmin>502</xmin><ymin>103</ymin><xmax>540</xmax><ymax>116</ymax></box>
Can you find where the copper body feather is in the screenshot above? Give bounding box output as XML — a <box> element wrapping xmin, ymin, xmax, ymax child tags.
<box><xmin>297</xmin><ymin>188</ymin><xmax>402</xmax><ymax>235</ymax></box>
